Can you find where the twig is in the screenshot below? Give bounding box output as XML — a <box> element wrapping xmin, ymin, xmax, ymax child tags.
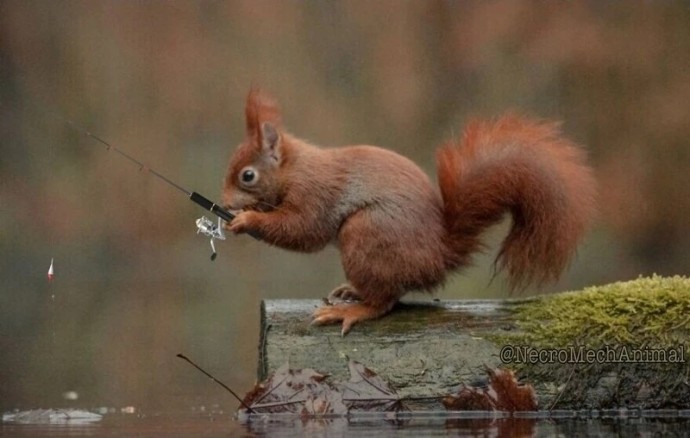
<box><xmin>176</xmin><ymin>353</ymin><xmax>254</xmax><ymax>413</ymax></box>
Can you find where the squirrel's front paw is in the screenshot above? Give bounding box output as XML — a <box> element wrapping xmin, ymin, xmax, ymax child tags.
<box><xmin>227</xmin><ymin>211</ymin><xmax>259</xmax><ymax>234</ymax></box>
<box><xmin>327</xmin><ymin>284</ymin><xmax>362</xmax><ymax>303</ymax></box>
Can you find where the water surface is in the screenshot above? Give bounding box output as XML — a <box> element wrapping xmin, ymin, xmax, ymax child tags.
<box><xmin>4</xmin><ymin>410</ymin><xmax>690</xmax><ymax>437</ymax></box>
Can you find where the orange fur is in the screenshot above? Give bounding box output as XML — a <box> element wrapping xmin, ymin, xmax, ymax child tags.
<box><xmin>223</xmin><ymin>89</ymin><xmax>596</xmax><ymax>334</ymax></box>
<box><xmin>437</xmin><ymin>115</ymin><xmax>596</xmax><ymax>289</ymax></box>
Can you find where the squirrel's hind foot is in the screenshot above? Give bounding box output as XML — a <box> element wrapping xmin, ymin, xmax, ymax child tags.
<box><xmin>312</xmin><ymin>302</ymin><xmax>386</xmax><ymax>336</ymax></box>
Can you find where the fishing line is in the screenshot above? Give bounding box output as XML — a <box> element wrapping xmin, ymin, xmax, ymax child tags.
<box><xmin>61</xmin><ymin>117</ymin><xmax>233</xmax><ymax>219</ymax></box>
<box><xmin>64</xmin><ymin>119</ymin><xmax>191</xmax><ymax>196</ymax></box>
<box><xmin>53</xmin><ymin>110</ymin><xmax>261</xmax><ymax>258</ymax></box>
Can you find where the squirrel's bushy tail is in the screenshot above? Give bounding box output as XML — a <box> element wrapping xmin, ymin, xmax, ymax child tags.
<box><xmin>436</xmin><ymin>115</ymin><xmax>596</xmax><ymax>290</ymax></box>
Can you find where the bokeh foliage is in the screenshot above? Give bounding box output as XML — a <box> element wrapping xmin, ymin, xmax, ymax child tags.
<box><xmin>1</xmin><ymin>1</ymin><xmax>689</xmax><ymax>411</ymax></box>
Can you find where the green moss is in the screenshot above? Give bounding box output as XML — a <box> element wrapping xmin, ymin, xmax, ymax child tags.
<box><xmin>507</xmin><ymin>275</ymin><xmax>690</xmax><ymax>349</ymax></box>
<box><xmin>493</xmin><ymin>275</ymin><xmax>690</xmax><ymax>409</ymax></box>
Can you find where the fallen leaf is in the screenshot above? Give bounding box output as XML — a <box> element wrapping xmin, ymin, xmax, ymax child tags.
<box><xmin>242</xmin><ymin>364</ymin><xmax>346</xmax><ymax>415</ymax></box>
<box><xmin>487</xmin><ymin>368</ymin><xmax>538</xmax><ymax>411</ymax></box>
<box><xmin>442</xmin><ymin>368</ymin><xmax>537</xmax><ymax>412</ymax></box>
<box><xmin>240</xmin><ymin>361</ymin><xmax>406</xmax><ymax>416</ymax></box>
<box><xmin>301</xmin><ymin>391</ymin><xmax>347</xmax><ymax>417</ymax></box>
<box><xmin>340</xmin><ymin>360</ymin><xmax>407</xmax><ymax>412</ymax></box>
<box><xmin>442</xmin><ymin>386</ymin><xmax>495</xmax><ymax>411</ymax></box>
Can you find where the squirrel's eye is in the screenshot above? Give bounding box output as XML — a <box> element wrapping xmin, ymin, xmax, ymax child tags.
<box><xmin>239</xmin><ymin>167</ymin><xmax>259</xmax><ymax>187</ymax></box>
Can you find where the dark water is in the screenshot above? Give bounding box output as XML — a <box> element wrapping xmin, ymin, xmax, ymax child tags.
<box><xmin>4</xmin><ymin>410</ymin><xmax>690</xmax><ymax>437</ymax></box>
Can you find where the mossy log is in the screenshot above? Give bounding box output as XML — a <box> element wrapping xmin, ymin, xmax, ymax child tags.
<box><xmin>258</xmin><ymin>276</ymin><xmax>690</xmax><ymax>410</ymax></box>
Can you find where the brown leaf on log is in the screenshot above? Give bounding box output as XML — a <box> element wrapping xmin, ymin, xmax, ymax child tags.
<box><xmin>240</xmin><ymin>361</ymin><xmax>405</xmax><ymax>416</ymax></box>
<box><xmin>442</xmin><ymin>368</ymin><xmax>538</xmax><ymax>412</ymax></box>
<box><xmin>339</xmin><ymin>360</ymin><xmax>407</xmax><ymax>412</ymax></box>
<box><xmin>241</xmin><ymin>363</ymin><xmax>347</xmax><ymax>416</ymax></box>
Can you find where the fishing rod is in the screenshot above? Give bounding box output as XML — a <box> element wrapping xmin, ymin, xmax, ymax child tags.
<box><xmin>61</xmin><ymin>117</ymin><xmax>261</xmax><ymax>260</ymax></box>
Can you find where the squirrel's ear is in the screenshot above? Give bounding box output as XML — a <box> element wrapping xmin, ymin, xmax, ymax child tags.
<box><xmin>245</xmin><ymin>87</ymin><xmax>281</xmax><ymax>141</ymax></box>
<box><xmin>245</xmin><ymin>88</ymin><xmax>261</xmax><ymax>136</ymax></box>
<box><xmin>261</xmin><ymin>122</ymin><xmax>281</xmax><ymax>162</ymax></box>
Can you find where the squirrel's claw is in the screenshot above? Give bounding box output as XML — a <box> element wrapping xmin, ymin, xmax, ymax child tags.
<box><xmin>312</xmin><ymin>302</ymin><xmax>383</xmax><ymax>336</ymax></box>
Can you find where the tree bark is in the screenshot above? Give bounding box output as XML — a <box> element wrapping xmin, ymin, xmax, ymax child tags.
<box><xmin>259</xmin><ymin>299</ymin><xmax>533</xmax><ymax>410</ymax></box>
<box><xmin>259</xmin><ymin>297</ymin><xmax>690</xmax><ymax>410</ymax></box>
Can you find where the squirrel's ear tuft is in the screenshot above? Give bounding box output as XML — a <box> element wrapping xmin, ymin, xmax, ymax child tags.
<box><xmin>261</xmin><ymin>122</ymin><xmax>281</xmax><ymax>162</ymax></box>
<box><xmin>245</xmin><ymin>87</ymin><xmax>281</xmax><ymax>141</ymax></box>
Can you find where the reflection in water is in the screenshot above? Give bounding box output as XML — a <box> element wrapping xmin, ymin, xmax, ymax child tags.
<box><xmin>445</xmin><ymin>417</ymin><xmax>536</xmax><ymax>436</ymax></box>
<box><xmin>3</xmin><ymin>409</ymin><xmax>102</xmax><ymax>424</ymax></box>
<box><xmin>240</xmin><ymin>413</ymin><xmax>690</xmax><ymax>437</ymax></box>
<box><xmin>3</xmin><ymin>410</ymin><xmax>690</xmax><ymax>436</ymax></box>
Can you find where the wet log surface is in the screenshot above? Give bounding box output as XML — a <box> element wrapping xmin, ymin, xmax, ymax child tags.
<box><xmin>259</xmin><ymin>299</ymin><xmax>532</xmax><ymax>410</ymax></box>
<box><xmin>259</xmin><ymin>297</ymin><xmax>690</xmax><ymax>411</ymax></box>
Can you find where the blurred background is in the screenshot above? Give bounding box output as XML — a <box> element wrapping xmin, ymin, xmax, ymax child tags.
<box><xmin>1</xmin><ymin>0</ymin><xmax>689</xmax><ymax>414</ymax></box>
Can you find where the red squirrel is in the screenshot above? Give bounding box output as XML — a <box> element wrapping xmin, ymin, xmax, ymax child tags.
<box><xmin>222</xmin><ymin>88</ymin><xmax>596</xmax><ymax>334</ymax></box>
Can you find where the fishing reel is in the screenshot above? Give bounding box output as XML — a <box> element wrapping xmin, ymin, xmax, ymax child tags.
<box><xmin>195</xmin><ymin>216</ymin><xmax>226</xmax><ymax>261</ymax></box>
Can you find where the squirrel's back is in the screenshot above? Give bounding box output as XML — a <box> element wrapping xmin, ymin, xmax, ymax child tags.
<box><xmin>328</xmin><ymin>145</ymin><xmax>443</xmax><ymax>221</ymax></box>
